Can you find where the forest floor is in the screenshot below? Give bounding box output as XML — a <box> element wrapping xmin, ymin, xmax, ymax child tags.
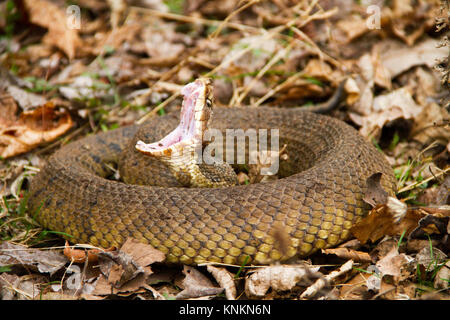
<box><xmin>0</xmin><ymin>0</ymin><xmax>449</xmax><ymax>300</ymax></box>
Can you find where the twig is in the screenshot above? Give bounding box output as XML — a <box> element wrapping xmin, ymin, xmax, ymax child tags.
<box><xmin>253</xmin><ymin>71</ymin><xmax>306</xmax><ymax>107</ymax></box>
<box><xmin>289</xmin><ymin>26</ymin><xmax>341</xmax><ymax>67</ymax></box>
<box><xmin>233</xmin><ymin>41</ymin><xmax>295</xmax><ymax>105</ymax></box>
<box><xmin>129</xmin><ymin>6</ymin><xmax>259</xmax><ymax>33</ymax></box>
<box><xmin>136</xmin><ymin>91</ymin><xmax>179</xmax><ymax>125</ymax></box>
<box><xmin>397</xmin><ymin>166</ymin><xmax>449</xmax><ymax>194</ymax></box>
<box><xmin>209</xmin><ymin>0</ymin><xmax>261</xmax><ymax>38</ymax></box>
<box><xmin>396</xmin><ymin>141</ymin><xmax>439</xmax><ymax>190</ymax></box>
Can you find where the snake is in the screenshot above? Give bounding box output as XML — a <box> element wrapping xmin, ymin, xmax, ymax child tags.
<box><xmin>28</xmin><ymin>78</ymin><xmax>396</xmax><ymax>265</ymax></box>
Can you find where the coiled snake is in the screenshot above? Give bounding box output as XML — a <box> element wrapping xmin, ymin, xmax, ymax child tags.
<box><xmin>29</xmin><ymin>79</ymin><xmax>395</xmax><ymax>265</ymax></box>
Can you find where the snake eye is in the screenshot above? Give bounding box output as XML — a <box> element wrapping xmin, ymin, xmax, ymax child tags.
<box><xmin>206</xmin><ymin>98</ymin><xmax>212</xmax><ymax>108</ymax></box>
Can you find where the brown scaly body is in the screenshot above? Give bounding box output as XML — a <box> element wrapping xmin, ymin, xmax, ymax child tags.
<box><xmin>29</xmin><ymin>106</ymin><xmax>395</xmax><ymax>265</ymax></box>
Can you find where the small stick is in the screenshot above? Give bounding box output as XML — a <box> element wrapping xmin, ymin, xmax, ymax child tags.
<box><xmin>234</xmin><ymin>41</ymin><xmax>295</xmax><ymax>105</ymax></box>
<box><xmin>209</xmin><ymin>0</ymin><xmax>261</xmax><ymax>38</ymax></box>
<box><xmin>136</xmin><ymin>91</ymin><xmax>180</xmax><ymax>125</ymax></box>
<box><xmin>129</xmin><ymin>6</ymin><xmax>259</xmax><ymax>33</ymax></box>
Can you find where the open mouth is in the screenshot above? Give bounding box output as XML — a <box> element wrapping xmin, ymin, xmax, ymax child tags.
<box><xmin>135</xmin><ymin>79</ymin><xmax>208</xmax><ymax>157</ymax></box>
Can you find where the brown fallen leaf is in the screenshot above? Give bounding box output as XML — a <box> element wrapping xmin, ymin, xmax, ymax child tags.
<box><xmin>335</xmin><ymin>13</ymin><xmax>369</xmax><ymax>44</ymax></box>
<box><xmin>409</xmin><ymin>210</ymin><xmax>450</xmax><ymax>239</ymax></box>
<box><xmin>378</xmin><ymin>39</ymin><xmax>448</xmax><ymax>78</ymax></box>
<box><xmin>0</xmin><ymin>273</ymin><xmax>21</xmax><ymax>300</ymax></box>
<box><xmin>302</xmin><ymin>59</ymin><xmax>336</xmax><ymax>83</ymax></box>
<box><xmin>206</xmin><ymin>265</ymin><xmax>236</xmax><ymax>300</ymax></box>
<box><xmin>0</xmin><ymin>242</ymin><xmax>67</xmax><ymax>275</ymax></box>
<box><xmin>339</xmin><ymin>271</ymin><xmax>372</xmax><ymax>300</ymax></box>
<box><xmin>93</xmin><ymin>271</ymin><xmax>147</xmax><ymax>296</ymax></box>
<box><xmin>350</xmin><ymin>204</ymin><xmax>425</xmax><ymax>245</ymax></box>
<box><xmin>300</xmin><ymin>260</ymin><xmax>353</xmax><ymax>299</ymax></box>
<box><xmin>375</xmin><ymin>278</ymin><xmax>416</xmax><ymax>300</ymax></box>
<box><xmin>0</xmin><ymin>100</ymin><xmax>73</xmax><ymax>158</ymax></box>
<box><xmin>351</xmin><ymin>87</ymin><xmax>423</xmax><ymax>139</ymax></box>
<box><xmin>321</xmin><ymin>248</ymin><xmax>372</xmax><ymax>263</ymax></box>
<box><xmin>176</xmin><ymin>266</ymin><xmax>223</xmax><ymax>300</ymax></box>
<box><xmin>90</xmin><ymin>24</ymin><xmax>142</xmax><ymax>56</ymax></box>
<box><xmin>410</xmin><ymin>102</ymin><xmax>450</xmax><ymax>149</ymax></box>
<box><xmin>119</xmin><ymin>238</ymin><xmax>165</xmax><ymax>267</ymax></box>
<box><xmin>0</xmin><ymin>273</ymin><xmax>48</xmax><ymax>300</ymax></box>
<box><xmin>415</xmin><ymin>246</ymin><xmax>447</xmax><ymax>270</ymax></box>
<box><xmin>434</xmin><ymin>261</ymin><xmax>450</xmax><ymax>290</ymax></box>
<box><xmin>93</xmin><ymin>238</ymin><xmax>165</xmax><ymax>295</ymax></box>
<box><xmin>375</xmin><ymin>246</ymin><xmax>413</xmax><ymax>282</ymax></box>
<box><xmin>63</xmin><ymin>241</ymin><xmax>115</xmax><ymax>264</ymax></box>
<box><xmin>244</xmin><ymin>265</ymin><xmax>321</xmax><ymax>297</ymax></box>
<box><xmin>406</xmin><ymin>239</ymin><xmax>441</xmax><ymax>253</ymax></box>
<box><xmin>22</xmin><ymin>0</ymin><xmax>82</xmax><ymax>59</ymax></box>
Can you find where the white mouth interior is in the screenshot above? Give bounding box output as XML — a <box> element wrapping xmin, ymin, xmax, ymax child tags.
<box><xmin>136</xmin><ymin>81</ymin><xmax>204</xmax><ymax>153</ymax></box>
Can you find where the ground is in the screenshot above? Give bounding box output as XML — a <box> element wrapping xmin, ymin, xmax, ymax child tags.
<box><xmin>0</xmin><ymin>0</ymin><xmax>449</xmax><ymax>300</ymax></box>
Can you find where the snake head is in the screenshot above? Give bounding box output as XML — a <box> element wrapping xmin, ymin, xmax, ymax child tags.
<box><xmin>135</xmin><ymin>78</ymin><xmax>214</xmax><ymax>159</ymax></box>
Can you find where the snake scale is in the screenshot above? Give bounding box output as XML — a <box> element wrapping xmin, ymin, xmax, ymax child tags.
<box><xmin>29</xmin><ymin>81</ymin><xmax>396</xmax><ymax>265</ymax></box>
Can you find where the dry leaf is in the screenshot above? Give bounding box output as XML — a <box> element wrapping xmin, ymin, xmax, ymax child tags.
<box><xmin>350</xmin><ymin>87</ymin><xmax>423</xmax><ymax>138</ymax></box>
<box><xmin>244</xmin><ymin>265</ymin><xmax>320</xmax><ymax>297</ymax></box>
<box><xmin>221</xmin><ymin>35</ymin><xmax>279</xmax><ymax>73</ymax></box>
<box><xmin>336</xmin><ymin>14</ymin><xmax>369</xmax><ymax>43</ymax></box>
<box><xmin>50</xmin><ymin>264</ymin><xmax>99</xmax><ymax>297</ymax></box>
<box><xmin>206</xmin><ymin>265</ymin><xmax>236</xmax><ymax>300</ymax></box>
<box><xmin>59</xmin><ymin>75</ymin><xmax>114</xmax><ymax>100</ymax></box>
<box><xmin>0</xmin><ymin>273</ymin><xmax>22</xmax><ymax>300</ymax></box>
<box><xmin>23</xmin><ymin>0</ymin><xmax>82</xmax><ymax>59</ymax></box>
<box><xmin>63</xmin><ymin>241</ymin><xmax>115</xmax><ymax>264</ymax></box>
<box><xmin>0</xmin><ymin>242</ymin><xmax>67</xmax><ymax>275</ymax></box>
<box><xmin>93</xmin><ymin>238</ymin><xmax>165</xmax><ymax>295</ymax></box>
<box><xmin>300</xmin><ymin>260</ymin><xmax>353</xmax><ymax>299</ymax></box>
<box><xmin>0</xmin><ymin>101</ymin><xmax>73</xmax><ymax>158</ymax></box>
<box><xmin>378</xmin><ymin>39</ymin><xmax>448</xmax><ymax>78</ymax></box>
<box><xmin>415</xmin><ymin>246</ymin><xmax>447</xmax><ymax>270</ymax></box>
<box><xmin>302</xmin><ymin>59</ymin><xmax>334</xmax><ymax>82</ymax></box>
<box><xmin>339</xmin><ymin>272</ymin><xmax>372</xmax><ymax>300</ymax></box>
<box><xmin>346</xmin><ymin>57</ymin><xmax>375</xmax><ymax>116</ymax></box>
<box><xmin>375</xmin><ymin>246</ymin><xmax>413</xmax><ymax>280</ymax></box>
<box><xmin>0</xmin><ymin>273</ymin><xmax>48</xmax><ymax>300</ymax></box>
<box><xmin>176</xmin><ymin>266</ymin><xmax>223</xmax><ymax>300</ymax></box>
<box><xmin>90</xmin><ymin>24</ymin><xmax>142</xmax><ymax>56</ymax></box>
<box><xmin>143</xmin><ymin>26</ymin><xmax>188</xmax><ymax>62</ymax></box>
<box><xmin>409</xmin><ymin>212</ymin><xmax>450</xmax><ymax>239</ymax></box>
<box><xmin>344</xmin><ymin>77</ymin><xmax>362</xmax><ymax>106</ymax></box>
<box><xmin>321</xmin><ymin>248</ymin><xmax>372</xmax><ymax>263</ymax></box>
<box><xmin>7</xmin><ymin>86</ymin><xmax>46</xmax><ymax>110</ymax></box>
<box><xmin>350</xmin><ymin>205</ymin><xmax>425</xmax><ymax>244</ymax></box>
<box><xmin>365</xmin><ymin>266</ymin><xmax>381</xmax><ymax>292</ymax></box>
<box><xmin>434</xmin><ymin>261</ymin><xmax>450</xmax><ymax>290</ymax></box>
<box><xmin>94</xmin><ymin>252</ymin><xmax>146</xmax><ymax>295</ymax></box>
<box><xmin>119</xmin><ymin>238</ymin><xmax>165</xmax><ymax>267</ymax></box>
<box><xmin>411</xmin><ymin>102</ymin><xmax>450</xmax><ymax>147</ymax></box>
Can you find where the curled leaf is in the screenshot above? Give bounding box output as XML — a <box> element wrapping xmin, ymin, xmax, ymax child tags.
<box><xmin>0</xmin><ymin>101</ymin><xmax>72</xmax><ymax>158</ymax></box>
<box><xmin>245</xmin><ymin>265</ymin><xmax>320</xmax><ymax>297</ymax></box>
<box><xmin>207</xmin><ymin>265</ymin><xmax>236</xmax><ymax>300</ymax></box>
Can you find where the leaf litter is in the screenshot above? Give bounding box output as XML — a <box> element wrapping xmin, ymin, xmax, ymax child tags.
<box><xmin>0</xmin><ymin>0</ymin><xmax>449</xmax><ymax>300</ymax></box>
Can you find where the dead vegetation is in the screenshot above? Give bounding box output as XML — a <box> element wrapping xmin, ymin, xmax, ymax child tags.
<box><xmin>0</xmin><ymin>0</ymin><xmax>449</xmax><ymax>300</ymax></box>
